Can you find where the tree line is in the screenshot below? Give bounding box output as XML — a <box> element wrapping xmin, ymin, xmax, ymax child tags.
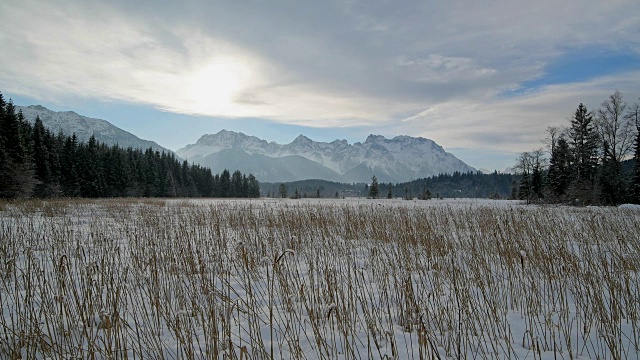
<box><xmin>262</xmin><ymin>171</ymin><xmax>516</xmax><ymax>200</ymax></box>
<box><xmin>515</xmin><ymin>91</ymin><xmax>640</xmax><ymax>205</ymax></box>
<box><xmin>389</xmin><ymin>171</ymin><xmax>515</xmax><ymax>200</ymax></box>
<box><xmin>0</xmin><ymin>92</ymin><xmax>260</xmax><ymax>199</ymax></box>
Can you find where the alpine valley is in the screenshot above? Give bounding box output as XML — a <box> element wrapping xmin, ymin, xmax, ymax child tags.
<box><xmin>177</xmin><ymin>130</ymin><xmax>475</xmax><ymax>183</ymax></box>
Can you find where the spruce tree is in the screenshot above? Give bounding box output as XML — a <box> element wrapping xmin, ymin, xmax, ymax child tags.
<box><xmin>509</xmin><ymin>179</ymin><xmax>517</xmax><ymax>200</ymax></box>
<box><xmin>598</xmin><ymin>141</ymin><xmax>618</xmax><ymax>204</ymax></box>
<box><xmin>547</xmin><ymin>137</ymin><xmax>571</xmax><ymax>198</ymax></box>
<box><xmin>568</xmin><ymin>103</ymin><xmax>599</xmax><ymax>203</ymax></box>
<box><xmin>231</xmin><ymin>170</ymin><xmax>243</xmax><ymax>197</ymax></box>
<box><xmin>632</xmin><ymin>130</ymin><xmax>640</xmax><ymax>204</ymax></box>
<box><xmin>518</xmin><ymin>173</ymin><xmax>531</xmax><ymax>202</ymax></box>
<box><xmin>61</xmin><ymin>134</ymin><xmax>79</xmax><ymax>196</ymax></box>
<box><xmin>247</xmin><ymin>174</ymin><xmax>260</xmax><ymax>198</ymax></box>
<box><xmin>369</xmin><ymin>175</ymin><xmax>379</xmax><ymax>199</ymax></box>
<box><xmin>220</xmin><ymin>169</ymin><xmax>231</xmax><ymax>197</ymax></box>
<box><xmin>278</xmin><ymin>183</ymin><xmax>288</xmax><ymax>198</ymax></box>
<box><xmin>531</xmin><ymin>161</ymin><xmax>543</xmax><ymax>200</ymax></box>
<box><xmin>32</xmin><ymin>116</ymin><xmax>50</xmax><ymax>197</ymax></box>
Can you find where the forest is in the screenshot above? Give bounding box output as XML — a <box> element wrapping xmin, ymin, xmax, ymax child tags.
<box><xmin>0</xmin><ymin>92</ymin><xmax>260</xmax><ymax>199</ymax></box>
<box><xmin>261</xmin><ymin>171</ymin><xmax>516</xmax><ymax>200</ymax></box>
<box><xmin>515</xmin><ymin>91</ymin><xmax>640</xmax><ymax>205</ymax></box>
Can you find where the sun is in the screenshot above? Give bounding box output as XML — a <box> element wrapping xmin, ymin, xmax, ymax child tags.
<box><xmin>186</xmin><ymin>58</ymin><xmax>250</xmax><ymax>116</ymax></box>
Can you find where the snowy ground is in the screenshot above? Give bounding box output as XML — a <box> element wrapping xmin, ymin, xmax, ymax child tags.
<box><xmin>1</xmin><ymin>198</ymin><xmax>639</xmax><ymax>359</ymax></box>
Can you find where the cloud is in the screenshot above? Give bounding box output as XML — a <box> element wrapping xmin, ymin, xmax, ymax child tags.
<box><xmin>393</xmin><ymin>54</ymin><xmax>497</xmax><ymax>83</ymax></box>
<box><xmin>397</xmin><ymin>71</ymin><xmax>640</xmax><ymax>152</ymax></box>
<box><xmin>1</xmin><ymin>0</ymin><xmax>639</xmax><ymax>157</ymax></box>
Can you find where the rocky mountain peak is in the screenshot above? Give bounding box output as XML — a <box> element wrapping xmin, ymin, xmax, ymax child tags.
<box><xmin>177</xmin><ymin>131</ymin><xmax>475</xmax><ymax>183</ymax></box>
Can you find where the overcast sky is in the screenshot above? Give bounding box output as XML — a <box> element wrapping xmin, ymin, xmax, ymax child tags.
<box><xmin>1</xmin><ymin>0</ymin><xmax>639</xmax><ymax>171</ymax></box>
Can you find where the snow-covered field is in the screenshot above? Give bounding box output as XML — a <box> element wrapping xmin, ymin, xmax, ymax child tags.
<box><xmin>1</xmin><ymin>198</ymin><xmax>639</xmax><ymax>359</ymax></box>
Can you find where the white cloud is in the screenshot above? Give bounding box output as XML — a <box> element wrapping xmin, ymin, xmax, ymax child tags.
<box><xmin>394</xmin><ymin>55</ymin><xmax>497</xmax><ymax>83</ymax></box>
<box><xmin>397</xmin><ymin>71</ymin><xmax>640</xmax><ymax>152</ymax></box>
<box><xmin>1</xmin><ymin>0</ymin><xmax>639</xmax><ymax>159</ymax></box>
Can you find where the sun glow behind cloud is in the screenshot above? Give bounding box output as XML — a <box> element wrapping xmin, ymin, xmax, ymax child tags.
<box><xmin>0</xmin><ymin>1</ymin><xmax>397</xmax><ymax>125</ymax></box>
<box><xmin>1</xmin><ymin>0</ymin><xmax>639</xmax><ymax>170</ymax></box>
<box><xmin>181</xmin><ymin>59</ymin><xmax>254</xmax><ymax>116</ymax></box>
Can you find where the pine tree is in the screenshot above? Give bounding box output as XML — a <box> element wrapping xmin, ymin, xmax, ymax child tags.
<box><xmin>568</xmin><ymin>103</ymin><xmax>599</xmax><ymax>203</ymax></box>
<box><xmin>368</xmin><ymin>175</ymin><xmax>379</xmax><ymax>199</ymax></box>
<box><xmin>531</xmin><ymin>158</ymin><xmax>543</xmax><ymax>200</ymax></box>
<box><xmin>569</xmin><ymin>104</ymin><xmax>599</xmax><ymax>181</ymax></box>
<box><xmin>387</xmin><ymin>184</ymin><xmax>393</xmax><ymax>199</ymax></box>
<box><xmin>518</xmin><ymin>173</ymin><xmax>531</xmax><ymax>202</ymax></box>
<box><xmin>598</xmin><ymin>141</ymin><xmax>618</xmax><ymax>204</ymax></box>
<box><xmin>632</xmin><ymin>130</ymin><xmax>640</xmax><ymax>204</ymax></box>
<box><xmin>231</xmin><ymin>170</ymin><xmax>243</xmax><ymax>197</ymax></box>
<box><xmin>509</xmin><ymin>179</ymin><xmax>517</xmax><ymax>200</ymax></box>
<box><xmin>279</xmin><ymin>183</ymin><xmax>288</xmax><ymax>198</ymax></box>
<box><xmin>247</xmin><ymin>174</ymin><xmax>260</xmax><ymax>198</ymax></box>
<box><xmin>547</xmin><ymin>137</ymin><xmax>571</xmax><ymax>199</ymax></box>
<box><xmin>0</xmin><ymin>100</ymin><xmax>36</xmax><ymax>198</ymax></box>
<box><xmin>212</xmin><ymin>174</ymin><xmax>221</xmax><ymax>197</ymax></box>
<box><xmin>61</xmin><ymin>134</ymin><xmax>79</xmax><ymax>196</ymax></box>
<box><xmin>220</xmin><ymin>169</ymin><xmax>231</xmax><ymax>197</ymax></box>
<box><xmin>32</xmin><ymin>116</ymin><xmax>50</xmax><ymax>197</ymax></box>
<box><xmin>629</xmin><ymin>100</ymin><xmax>640</xmax><ymax>204</ymax></box>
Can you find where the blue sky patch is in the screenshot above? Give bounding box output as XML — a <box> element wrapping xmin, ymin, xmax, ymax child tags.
<box><xmin>503</xmin><ymin>46</ymin><xmax>640</xmax><ymax>97</ymax></box>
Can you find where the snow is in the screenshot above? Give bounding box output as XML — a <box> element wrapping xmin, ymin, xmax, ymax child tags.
<box><xmin>1</xmin><ymin>198</ymin><xmax>638</xmax><ymax>359</ymax></box>
<box><xmin>176</xmin><ymin>130</ymin><xmax>475</xmax><ymax>181</ymax></box>
<box><xmin>17</xmin><ymin>105</ymin><xmax>169</xmax><ymax>154</ymax></box>
<box><xmin>619</xmin><ymin>204</ymin><xmax>640</xmax><ymax>210</ymax></box>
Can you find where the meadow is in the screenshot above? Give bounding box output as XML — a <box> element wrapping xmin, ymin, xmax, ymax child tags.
<box><xmin>1</xmin><ymin>198</ymin><xmax>639</xmax><ymax>359</ymax></box>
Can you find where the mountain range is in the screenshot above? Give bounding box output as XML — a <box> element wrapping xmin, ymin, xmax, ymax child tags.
<box><xmin>177</xmin><ymin>130</ymin><xmax>475</xmax><ymax>183</ymax></box>
<box><xmin>17</xmin><ymin>105</ymin><xmax>171</xmax><ymax>154</ymax></box>
<box><xmin>16</xmin><ymin>104</ymin><xmax>475</xmax><ymax>183</ymax></box>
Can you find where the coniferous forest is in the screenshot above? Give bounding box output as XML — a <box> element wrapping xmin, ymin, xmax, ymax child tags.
<box><xmin>0</xmin><ymin>92</ymin><xmax>260</xmax><ymax>199</ymax></box>
<box><xmin>515</xmin><ymin>91</ymin><xmax>640</xmax><ymax>205</ymax></box>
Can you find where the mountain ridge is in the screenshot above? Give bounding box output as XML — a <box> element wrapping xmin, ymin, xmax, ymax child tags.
<box><xmin>16</xmin><ymin>105</ymin><xmax>172</xmax><ymax>154</ymax></box>
<box><xmin>177</xmin><ymin>130</ymin><xmax>475</xmax><ymax>183</ymax></box>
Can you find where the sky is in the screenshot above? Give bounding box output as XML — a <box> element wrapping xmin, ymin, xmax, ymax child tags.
<box><xmin>1</xmin><ymin>0</ymin><xmax>639</xmax><ymax>171</ymax></box>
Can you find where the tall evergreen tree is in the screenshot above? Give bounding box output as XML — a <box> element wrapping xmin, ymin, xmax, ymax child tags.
<box><xmin>628</xmin><ymin>100</ymin><xmax>640</xmax><ymax>204</ymax></box>
<box><xmin>368</xmin><ymin>175</ymin><xmax>379</xmax><ymax>199</ymax></box>
<box><xmin>509</xmin><ymin>179</ymin><xmax>518</xmax><ymax>200</ymax></box>
<box><xmin>61</xmin><ymin>134</ymin><xmax>79</xmax><ymax>196</ymax></box>
<box><xmin>598</xmin><ymin>141</ymin><xmax>619</xmax><ymax>204</ymax></box>
<box><xmin>242</xmin><ymin>174</ymin><xmax>249</xmax><ymax>198</ymax></box>
<box><xmin>247</xmin><ymin>174</ymin><xmax>260</xmax><ymax>198</ymax></box>
<box><xmin>632</xmin><ymin>130</ymin><xmax>640</xmax><ymax>204</ymax></box>
<box><xmin>220</xmin><ymin>169</ymin><xmax>231</xmax><ymax>197</ymax></box>
<box><xmin>278</xmin><ymin>183</ymin><xmax>288</xmax><ymax>198</ymax></box>
<box><xmin>547</xmin><ymin>137</ymin><xmax>571</xmax><ymax>198</ymax></box>
<box><xmin>518</xmin><ymin>173</ymin><xmax>531</xmax><ymax>202</ymax></box>
<box><xmin>32</xmin><ymin>116</ymin><xmax>50</xmax><ymax>197</ymax></box>
<box><xmin>0</xmin><ymin>100</ymin><xmax>36</xmax><ymax>198</ymax></box>
<box><xmin>568</xmin><ymin>103</ymin><xmax>599</xmax><ymax>203</ymax></box>
<box><xmin>231</xmin><ymin>170</ymin><xmax>243</xmax><ymax>197</ymax></box>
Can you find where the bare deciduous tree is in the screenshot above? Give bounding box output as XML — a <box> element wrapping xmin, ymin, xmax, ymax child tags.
<box><xmin>542</xmin><ymin>125</ymin><xmax>564</xmax><ymax>156</ymax></box>
<box><xmin>597</xmin><ymin>90</ymin><xmax>634</xmax><ymax>164</ymax></box>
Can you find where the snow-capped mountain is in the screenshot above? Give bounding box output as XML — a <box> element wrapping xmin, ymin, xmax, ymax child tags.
<box><xmin>177</xmin><ymin>130</ymin><xmax>475</xmax><ymax>183</ymax></box>
<box><xmin>17</xmin><ymin>105</ymin><xmax>171</xmax><ymax>154</ymax></box>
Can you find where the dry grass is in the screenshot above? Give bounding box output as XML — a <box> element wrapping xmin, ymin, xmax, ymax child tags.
<box><xmin>1</xmin><ymin>198</ymin><xmax>639</xmax><ymax>359</ymax></box>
